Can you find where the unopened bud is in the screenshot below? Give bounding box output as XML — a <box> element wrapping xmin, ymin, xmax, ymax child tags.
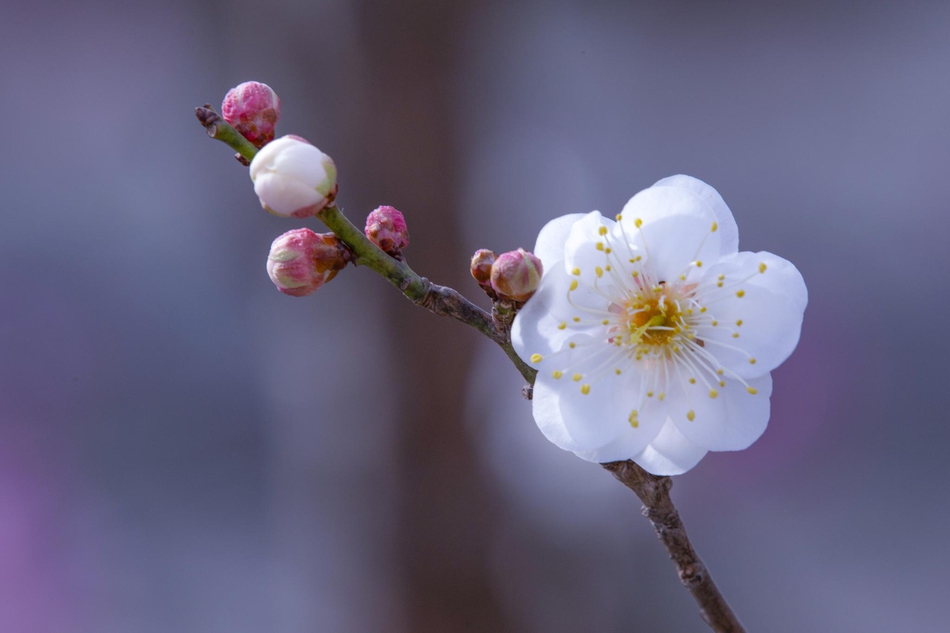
<box><xmin>222</xmin><ymin>81</ymin><xmax>281</xmax><ymax>147</ymax></box>
<box><xmin>490</xmin><ymin>248</ymin><xmax>543</xmax><ymax>302</ymax></box>
<box><xmin>364</xmin><ymin>206</ymin><xmax>410</xmax><ymax>256</ymax></box>
<box><xmin>266</xmin><ymin>228</ymin><xmax>349</xmax><ymax>296</ymax></box>
<box><xmin>470</xmin><ymin>249</ymin><xmax>496</xmax><ymax>285</ymax></box>
<box><xmin>250</xmin><ymin>136</ymin><xmax>337</xmax><ymax>218</ymax></box>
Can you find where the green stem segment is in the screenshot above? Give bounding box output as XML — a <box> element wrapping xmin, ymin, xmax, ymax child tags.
<box><xmin>196</xmin><ymin>106</ymin><xmax>745</xmax><ymax>633</ymax></box>
<box><xmin>195</xmin><ymin>106</ymin><xmax>259</xmax><ymax>163</ymax></box>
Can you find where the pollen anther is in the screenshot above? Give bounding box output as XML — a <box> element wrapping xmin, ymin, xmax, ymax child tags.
<box><xmin>530</xmin><ymin>354</ymin><xmax>543</xmax><ymax>363</ymax></box>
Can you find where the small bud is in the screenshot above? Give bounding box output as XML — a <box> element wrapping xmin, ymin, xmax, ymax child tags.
<box><xmin>266</xmin><ymin>228</ymin><xmax>349</xmax><ymax>296</ymax></box>
<box><xmin>364</xmin><ymin>206</ymin><xmax>410</xmax><ymax>256</ymax></box>
<box><xmin>470</xmin><ymin>249</ymin><xmax>496</xmax><ymax>285</ymax></box>
<box><xmin>250</xmin><ymin>136</ymin><xmax>337</xmax><ymax>218</ymax></box>
<box><xmin>490</xmin><ymin>248</ymin><xmax>543</xmax><ymax>302</ymax></box>
<box><xmin>221</xmin><ymin>81</ymin><xmax>281</xmax><ymax>147</ymax></box>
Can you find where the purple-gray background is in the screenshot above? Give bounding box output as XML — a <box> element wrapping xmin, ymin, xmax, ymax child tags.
<box><xmin>2</xmin><ymin>1</ymin><xmax>948</xmax><ymax>631</ymax></box>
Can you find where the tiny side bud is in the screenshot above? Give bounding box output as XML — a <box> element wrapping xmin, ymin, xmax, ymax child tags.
<box><xmin>250</xmin><ymin>136</ymin><xmax>337</xmax><ymax>218</ymax></box>
<box><xmin>490</xmin><ymin>248</ymin><xmax>543</xmax><ymax>302</ymax></box>
<box><xmin>470</xmin><ymin>249</ymin><xmax>496</xmax><ymax>285</ymax></box>
<box><xmin>365</xmin><ymin>206</ymin><xmax>410</xmax><ymax>257</ymax></box>
<box><xmin>266</xmin><ymin>228</ymin><xmax>349</xmax><ymax>296</ymax></box>
<box><xmin>222</xmin><ymin>81</ymin><xmax>281</xmax><ymax>148</ymax></box>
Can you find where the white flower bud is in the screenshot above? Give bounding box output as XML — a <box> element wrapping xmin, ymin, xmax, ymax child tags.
<box><xmin>249</xmin><ymin>135</ymin><xmax>337</xmax><ymax>218</ymax></box>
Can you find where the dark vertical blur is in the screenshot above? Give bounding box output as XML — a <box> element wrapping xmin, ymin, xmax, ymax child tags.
<box><xmin>352</xmin><ymin>1</ymin><xmax>509</xmax><ymax>631</ymax></box>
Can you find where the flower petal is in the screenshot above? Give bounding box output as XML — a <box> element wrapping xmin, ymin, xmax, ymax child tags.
<box><xmin>533</xmin><ymin>213</ymin><xmax>587</xmax><ymax>269</ymax></box>
<box><xmin>532</xmin><ymin>334</ymin><xmax>654</xmax><ymax>450</ymax></box>
<box><xmin>742</xmin><ymin>251</ymin><xmax>807</xmax><ymax>313</ymax></box>
<box><xmin>572</xmin><ymin>405</ymin><xmax>675</xmax><ymax>464</ymax></box>
<box><xmin>693</xmin><ymin>256</ymin><xmax>805</xmax><ymax>379</ymax></box>
<box><xmin>632</xmin><ymin>419</ymin><xmax>708</xmax><ymax>475</ymax></box>
<box><xmin>564</xmin><ymin>211</ymin><xmax>618</xmax><ymax>276</ymax></box>
<box><xmin>512</xmin><ymin>266</ymin><xmax>605</xmax><ymax>360</ymax></box>
<box><xmin>253</xmin><ymin>173</ymin><xmax>321</xmax><ymax>216</ymax></box>
<box><xmin>623</xmin><ymin>207</ymin><xmax>721</xmax><ymax>284</ymax></box>
<box><xmin>651</xmin><ymin>175</ymin><xmax>739</xmax><ymax>256</ymax></box>
<box><xmin>667</xmin><ymin>373</ymin><xmax>772</xmax><ymax>451</ymax></box>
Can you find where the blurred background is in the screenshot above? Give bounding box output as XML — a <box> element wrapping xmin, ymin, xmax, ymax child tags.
<box><xmin>2</xmin><ymin>0</ymin><xmax>949</xmax><ymax>631</ymax></box>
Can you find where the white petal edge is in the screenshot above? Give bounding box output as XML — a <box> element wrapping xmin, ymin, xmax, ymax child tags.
<box><xmin>693</xmin><ymin>261</ymin><xmax>805</xmax><ymax>379</ymax></box>
<box><xmin>651</xmin><ymin>175</ymin><xmax>739</xmax><ymax>256</ymax></box>
<box><xmin>572</xmin><ymin>418</ymin><xmax>708</xmax><ymax>475</ymax></box>
<box><xmin>532</xmin><ymin>334</ymin><xmax>653</xmax><ymax>450</ymax></box>
<box><xmin>511</xmin><ymin>266</ymin><xmax>603</xmax><ymax>360</ymax></box>
<box><xmin>533</xmin><ymin>213</ymin><xmax>587</xmax><ymax>269</ymax></box>
<box><xmin>667</xmin><ymin>373</ymin><xmax>773</xmax><ymax>452</ymax></box>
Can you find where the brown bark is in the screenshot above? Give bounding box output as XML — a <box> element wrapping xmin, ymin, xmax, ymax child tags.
<box><xmin>603</xmin><ymin>460</ymin><xmax>746</xmax><ymax>633</ymax></box>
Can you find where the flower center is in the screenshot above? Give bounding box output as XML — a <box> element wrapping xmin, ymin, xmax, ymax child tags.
<box><xmin>624</xmin><ymin>295</ymin><xmax>680</xmax><ymax>347</ymax></box>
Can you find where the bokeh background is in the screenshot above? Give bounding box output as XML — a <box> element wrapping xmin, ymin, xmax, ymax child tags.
<box><xmin>3</xmin><ymin>0</ymin><xmax>949</xmax><ymax>631</ymax></box>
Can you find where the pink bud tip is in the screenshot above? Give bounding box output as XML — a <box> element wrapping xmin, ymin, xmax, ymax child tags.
<box><xmin>266</xmin><ymin>228</ymin><xmax>350</xmax><ymax>296</ymax></box>
<box><xmin>490</xmin><ymin>248</ymin><xmax>543</xmax><ymax>302</ymax></box>
<box><xmin>470</xmin><ymin>249</ymin><xmax>496</xmax><ymax>285</ymax></box>
<box><xmin>364</xmin><ymin>206</ymin><xmax>410</xmax><ymax>256</ymax></box>
<box><xmin>222</xmin><ymin>81</ymin><xmax>281</xmax><ymax>148</ymax></box>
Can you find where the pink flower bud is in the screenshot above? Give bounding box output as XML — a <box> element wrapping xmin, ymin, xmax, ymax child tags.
<box><xmin>222</xmin><ymin>81</ymin><xmax>281</xmax><ymax>148</ymax></box>
<box><xmin>364</xmin><ymin>206</ymin><xmax>410</xmax><ymax>256</ymax></box>
<box><xmin>266</xmin><ymin>228</ymin><xmax>349</xmax><ymax>296</ymax></box>
<box><xmin>470</xmin><ymin>249</ymin><xmax>496</xmax><ymax>285</ymax></box>
<box><xmin>490</xmin><ymin>248</ymin><xmax>543</xmax><ymax>302</ymax></box>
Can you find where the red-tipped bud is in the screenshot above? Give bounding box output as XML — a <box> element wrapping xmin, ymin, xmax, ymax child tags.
<box><xmin>490</xmin><ymin>248</ymin><xmax>543</xmax><ymax>302</ymax></box>
<box><xmin>266</xmin><ymin>228</ymin><xmax>349</xmax><ymax>296</ymax></box>
<box><xmin>364</xmin><ymin>206</ymin><xmax>410</xmax><ymax>256</ymax></box>
<box><xmin>222</xmin><ymin>81</ymin><xmax>281</xmax><ymax>147</ymax></box>
<box><xmin>470</xmin><ymin>249</ymin><xmax>496</xmax><ymax>285</ymax></box>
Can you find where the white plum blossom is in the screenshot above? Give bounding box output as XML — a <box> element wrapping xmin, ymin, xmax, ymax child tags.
<box><xmin>511</xmin><ymin>176</ymin><xmax>806</xmax><ymax>475</ymax></box>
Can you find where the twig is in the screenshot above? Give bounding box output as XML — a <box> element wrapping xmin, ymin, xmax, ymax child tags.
<box><xmin>603</xmin><ymin>460</ymin><xmax>746</xmax><ymax>632</ymax></box>
<box><xmin>196</xmin><ymin>108</ymin><xmax>746</xmax><ymax>632</ymax></box>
